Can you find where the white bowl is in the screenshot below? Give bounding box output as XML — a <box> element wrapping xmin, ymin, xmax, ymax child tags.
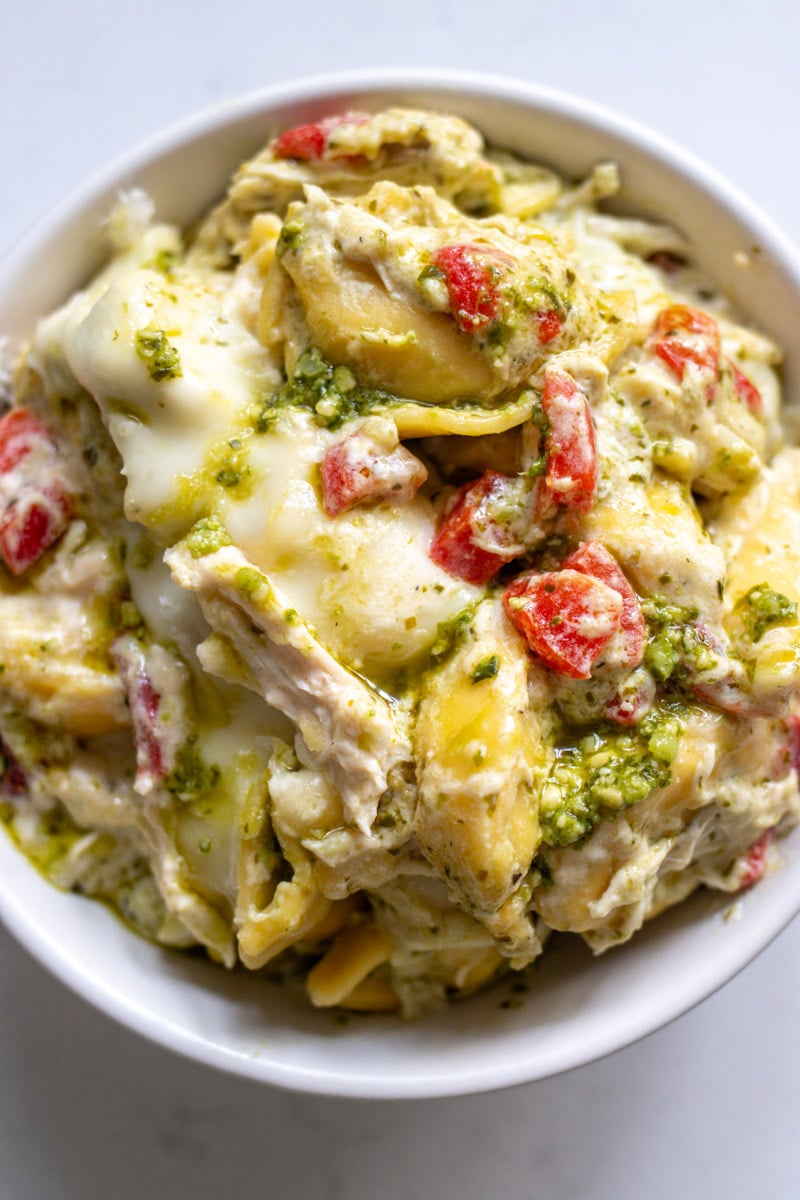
<box><xmin>2</xmin><ymin>69</ymin><xmax>800</xmax><ymax>1099</ymax></box>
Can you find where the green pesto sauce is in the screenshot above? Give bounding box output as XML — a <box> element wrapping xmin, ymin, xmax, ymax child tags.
<box><xmin>277</xmin><ymin>220</ymin><xmax>305</xmax><ymax>255</ymax></box>
<box><xmin>735</xmin><ymin>583</ymin><xmax>798</xmax><ymax>644</ymax></box>
<box><xmin>428</xmin><ymin>602</ymin><xmax>480</xmax><ymax>670</ymax></box>
<box><xmin>471</xmin><ymin>654</ymin><xmax>500</xmax><ymax>683</ymax></box>
<box><xmin>165</xmin><ymin>740</ymin><xmax>221</xmax><ymax>802</ymax></box>
<box><xmin>144</xmin><ymin>248</ymin><xmax>181</xmax><ymax>278</ymax></box>
<box><xmin>540</xmin><ymin>704</ymin><xmax>684</xmax><ymax>849</ymax></box>
<box><xmin>481</xmin><ymin>275</ymin><xmax>568</xmax><ymax>353</ymax></box>
<box><xmin>235</xmin><ymin>566</ymin><xmax>267</xmax><ymax>596</ymax></box>
<box><xmin>640</xmin><ymin>596</ymin><xmax>718</xmax><ymax>684</ymax></box>
<box><xmin>135</xmin><ymin>328</ymin><xmax>182</xmax><ymax>382</ymax></box>
<box><xmin>2</xmin><ymin>802</ymin><xmax>83</xmax><ymax>878</ymax></box>
<box><xmin>255</xmin><ymin>346</ymin><xmax>397</xmax><ymax>432</ymax></box>
<box><xmin>186</xmin><ymin>516</ymin><xmax>233</xmax><ymax>559</ymax></box>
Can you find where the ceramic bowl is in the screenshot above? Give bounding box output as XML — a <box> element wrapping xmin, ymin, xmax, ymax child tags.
<box><xmin>2</xmin><ymin>69</ymin><xmax>800</xmax><ymax>1098</ymax></box>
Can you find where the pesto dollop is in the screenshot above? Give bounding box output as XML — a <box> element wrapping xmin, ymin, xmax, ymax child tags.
<box><xmin>539</xmin><ymin>705</ymin><xmax>683</xmax><ymax>848</ymax></box>
<box><xmin>186</xmin><ymin>516</ymin><xmax>233</xmax><ymax>559</ymax></box>
<box><xmin>135</xmin><ymin>327</ymin><xmax>182</xmax><ymax>382</ymax></box>
<box><xmin>641</xmin><ymin>597</ymin><xmax>720</xmax><ymax>684</ymax></box>
<box><xmin>735</xmin><ymin>583</ymin><xmax>798</xmax><ymax>643</ymax></box>
<box><xmin>256</xmin><ymin>346</ymin><xmax>397</xmax><ymax>431</ymax></box>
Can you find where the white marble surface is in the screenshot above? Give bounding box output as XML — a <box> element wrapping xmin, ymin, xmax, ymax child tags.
<box><xmin>2</xmin><ymin>2</ymin><xmax>800</xmax><ymax>1196</ymax></box>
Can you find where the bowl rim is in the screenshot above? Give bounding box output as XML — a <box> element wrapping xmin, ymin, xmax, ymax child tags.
<box><xmin>3</xmin><ymin>66</ymin><xmax>800</xmax><ymax>1099</ymax></box>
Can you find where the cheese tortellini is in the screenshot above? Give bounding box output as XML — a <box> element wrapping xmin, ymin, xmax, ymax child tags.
<box><xmin>2</xmin><ymin>107</ymin><xmax>799</xmax><ymax>1017</ymax></box>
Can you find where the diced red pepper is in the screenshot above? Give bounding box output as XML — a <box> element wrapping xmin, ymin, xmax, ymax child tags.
<box><xmin>271</xmin><ymin>112</ymin><xmax>369</xmax><ymax>161</ymax></box>
<box><xmin>536</xmin><ymin>309</ymin><xmax>563</xmax><ymax>344</ymax></box>
<box><xmin>430</xmin><ymin>470</ymin><xmax>521</xmax><ymax>586</ymax></box>
<box><xmin>562</xmin><ymin>541</ymin><xmax>645</xmax><ymax>668</ymax></box>
<box><xmin>542</xmin><ymin>368</ymin><xmax>598</xmax><ymax>513</ymax></box>
<box><xmin>739</xmin><ymin>828</ymin><xmax>773</xmax><ymax>889</ymax></box>
<box><xmin>0</xmin><ymin>407</ymin><xmax>72</xmax><ymax>575</ymax></box>
<box><xmin>0</xmin><ymin>408</ymin><xmax>49</xmax><ymax>474</ymax></box>
<box><xmin>321</xmin><ymin>431</ymin><xmax>427</xmax><ymax>518</ymax></box>
<box><xmin>0</xmin><ymin>487</ymin><xmax>71</xmax><ymax>576</ymax></box>
<box><xmin>730</xmin><ymin>361</ymin><xmax>763</xmax><ymax>417</ymax></box>
<box><xmin>650</xmin><ymin>304</ymin><xmax>720</xmax><ymax>386</ymax></box>
<box><xmin>503</xmin><ymin>569</ymin><xmax>623</xmax><ymax>679</ymax></box>
<box><xmin>431</xmin><ymin>243</ymin><xmax>511</xmax><ymax>334</ymax></box>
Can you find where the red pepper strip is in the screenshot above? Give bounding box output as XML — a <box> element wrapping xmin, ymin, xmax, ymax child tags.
<box><xmin>542</xmin><ymin>368</ymin><xmax>598</xmax><ymax>514</ymax></box>
<box><xmin>503</xmin><ymin>569</ymin><xmax>623</xmax><ymax>680</ymax></box>
<box><xmin>562</xmin><ymin>541</ymin><xmax>645</xmax><ymax>668</ymax></box>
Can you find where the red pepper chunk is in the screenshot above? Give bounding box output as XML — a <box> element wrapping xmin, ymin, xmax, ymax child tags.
<box><xmin>430</xmin><ymin>470</ymin><xmax>519</xmax><ymax>586</ymax></box>
<box><xmin>739</xmin><ymin>829</ymin><xmax>773</xmax><ymax>889</ymax></box>
<box><xmin>0</xmin><ymin>407</ymin><xmax>72</xmax><ymax>575</ymax></box>
<box><xmin>0</xmin><ymin>408</ymin><xmax>48</xmax><ymax>473</ymax></box>
<box><xmin>730</xmin><ymin>361</ymin><xmax>763</xmax><ymax>417</ymax></box>
<box><xmin>536</xmin><ymin>309</ymin><xmax>563</xmax><ymax>345</ymax></box>
<box><xmin>503</xmin><ymin>569</ymin><xmax>623</xmax><ymax>679</ymax></box>
<box><xmin>271</xmin><ymin>112</ymin><xmax>369</xmax><ymax>161</ymax></box>
<box><xmin>0</xmin><ymin>488</ymin><xmax>71</xmax><ymax>576</ymax></box>
<box><xmin>562</xmin><ymin>540</ymin><xmax>645</xmax><ymax>668</ymax></box>
<box><xmin>431</xmin><ymin>244</ymin><xmax>509</xmax><ymax>334</ymax></box>
<box><xmin>651</xmin><ymin>304</ymin><xmax>720</xmax><ymax>384</ymax></box>
<box><xmin>542</xmin><ymin>368</ymin><xmax>598</xmax><ymax>513</ymax></box>
<box><xmin>321</xmin><ymin>431</ymin><xmax>427</xmax><ymax>518</ymax></box>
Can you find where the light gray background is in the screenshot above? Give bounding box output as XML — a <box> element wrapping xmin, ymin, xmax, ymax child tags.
<box><xmin>2</xmin><ymin>2</ymin><xmax>799</xmax><ymax>1197</ymax></box>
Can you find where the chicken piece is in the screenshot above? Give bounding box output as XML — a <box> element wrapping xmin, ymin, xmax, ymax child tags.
<box><xmin>165</xmin><ymin>541</ymin><xmax>411</xmax><ymax>834</ymax></box>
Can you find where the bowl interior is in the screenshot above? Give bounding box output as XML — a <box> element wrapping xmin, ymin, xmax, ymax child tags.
<box><xmin>2</xmin><ymin>72</ymin><xmax>800</xmax><ymax>1098</ymax></box>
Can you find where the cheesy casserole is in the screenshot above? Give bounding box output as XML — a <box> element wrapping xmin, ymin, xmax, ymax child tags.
<box><xmin>1</xmin><ymin>108</ymin><xmax>799</xmax><ymax>1015</ymax></box>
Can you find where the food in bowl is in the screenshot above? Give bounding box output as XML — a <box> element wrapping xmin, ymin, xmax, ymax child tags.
<box><xmin>1</xmin><ymin>104</ymin><xmax>799</xmax><ymax>1018</ymax></box>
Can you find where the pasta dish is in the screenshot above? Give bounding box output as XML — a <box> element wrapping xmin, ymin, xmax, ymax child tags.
<box><xmin>1</xmin><ymin>107</ymin><xmax>799</xmax><ymax>1016</ymax></box>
